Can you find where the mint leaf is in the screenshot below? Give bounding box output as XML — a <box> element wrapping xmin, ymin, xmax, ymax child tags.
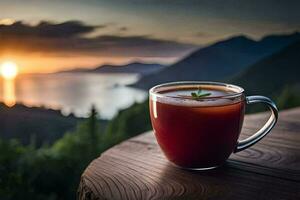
<box><xmin>197</xmin><ymin>93</ymin><xmax>211</xmax><ymax>97</ymax></box>
<box><xmin>197</xmin><ymin>89</ymin><xmax>202</xmax><ymax>96</ymax></box>
<box><xmin>191</xmin><ymin>92</ymin><xmax>198</xmax><ymax>97</ymax></box>
<box><xmin>190</xmin><ymin>89</ymin><xmax>211</xmax><ymax>100</ymax></box>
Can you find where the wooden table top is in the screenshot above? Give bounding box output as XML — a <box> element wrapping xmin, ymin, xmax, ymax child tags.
<box><xmin>78</xmin><ymin>108</ymin><xmax>300</xmax><ymax>200</ymax></box>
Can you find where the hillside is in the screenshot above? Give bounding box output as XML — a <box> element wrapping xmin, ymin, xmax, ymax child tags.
<box><xmin>0</xmin><ymin>103</ymin><xmax>108</xmax><ymax>146</ymax></box>
<box><xmin>59</xmin><ymin>62</ymin><xmax>165</xmax><ymax>75</ymax></box>
<box><xmin>231</xmin><ymin>41</ymin><xmax>300</xmax><ymax>98</ymax></box>
<box><xmin>132</xmin><ymin>32</ymin><xmax>300</xmax><ymax>90</ymax></box>
<box><xmin>0</xmin><ymin>103</ymin><xmax>82</xmax><ymax>146</ymax></box>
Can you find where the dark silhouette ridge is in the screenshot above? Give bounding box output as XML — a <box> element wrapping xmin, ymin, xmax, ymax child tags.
<box><xmin>0</xmin><ymin>103</ymin><xmax>108</xmax><ymax>146</ymax></box>
<box><xmin>58</xmin><ymin>62</ymin><xmax>165</xmax><ymax>75</ymax></box>
<box><xmin>132</xmin><ymin>32</ymin><xmax>300</xmax><ymax>90</ymax></box>
<box><xmin>231</xmin><ymin>40</ymin><xmax>300</xmax><ymax>96</ymax></box>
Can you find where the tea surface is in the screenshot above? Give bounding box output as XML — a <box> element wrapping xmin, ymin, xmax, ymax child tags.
<box><xmin>161</xmin><ymin>88</ymin><xmax>234</xmax><ymax>98</ymax></box>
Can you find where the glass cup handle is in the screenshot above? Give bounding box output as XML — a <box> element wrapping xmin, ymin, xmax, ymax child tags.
<box><xmin>234</xmin><ymin>96</ymin><xmax>278</xmax><ymax>153</ymax></box>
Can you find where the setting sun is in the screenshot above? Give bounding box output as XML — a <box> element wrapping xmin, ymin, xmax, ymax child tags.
<box><xmin>1</xmin><ymin>61</ymin><xmax>18</xmax><ymax>79</ymax></box>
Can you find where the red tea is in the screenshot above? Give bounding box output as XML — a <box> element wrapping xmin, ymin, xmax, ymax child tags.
<box><xmin>150</xmin><ymin>86</ymin><xmax>245</xmax><ymax>169</ymax></box>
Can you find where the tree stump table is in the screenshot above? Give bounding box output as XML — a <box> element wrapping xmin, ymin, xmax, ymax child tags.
<box><xmin>78</xmin><ymin>108</ymin><xmax>300</xmax><ymax>200</ymax></box>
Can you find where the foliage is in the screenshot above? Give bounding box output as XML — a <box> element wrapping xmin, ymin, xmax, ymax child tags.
<box><xmin>276</xmin><ymin>85</ymin><xmax>300</xmax><ymax>110</ymax></box>
<box><xmin>0</xmin><ymin>106</ymin><xmax>103</xmax><ymax>200</ymax></box>
<box><xmin>0</xmin><ymin>103</ymin><xmax>82</xmax><ymax>146</ymax></box>
<box><xmin>104</xmin><ymin>101</ymin><xmax>151</xmax><ymax>147</ymax></box>
<box><xmin>0</xmin><ymin>101</ymin><xmax>153</xmax><ymax>200</ymax></box>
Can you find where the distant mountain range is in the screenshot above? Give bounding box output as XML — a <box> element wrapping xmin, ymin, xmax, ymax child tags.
<box><xmin>231</xmin><ymin>40</ymin><xmax>300</xmax><ymax>97</ymax></box>
<box><xmin>59</xmin><ymin>62</ymin><xmax>165</xmax><ymax>76</ymax></box>
<box><xmin>132</xmin><ymin>32</ymin><xmax>300</xmax><ymax>90</ymax></box>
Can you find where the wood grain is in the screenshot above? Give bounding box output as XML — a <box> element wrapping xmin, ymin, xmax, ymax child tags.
<box><xmin>78</xmin><ymin>108</ymin><xmax>300</xmax><ymax>200</ymax></box>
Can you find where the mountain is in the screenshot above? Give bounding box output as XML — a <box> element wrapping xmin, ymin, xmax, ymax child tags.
<box><xmin>230</xmin><ymin>41</ymin><xmax>300</xmax><ymax>98</ymax></box>
<box><xmin>132</xmin><ymin>32</ymin><xmax>300</xmax><ymax>90</ymax></box>
<box><xmin>0</xmin><ymin>103</ymin><xmax>81</xmax><ymax>146</ymax></box>
<box><xmin>60</xmin><ymin>62</ymin><xmax>165</xmax><ymax>75</ymax></box>
<box><xmin>0</xmin><ymin>103</ymin><xmax>108</xmax><ymax>146</ymax></box>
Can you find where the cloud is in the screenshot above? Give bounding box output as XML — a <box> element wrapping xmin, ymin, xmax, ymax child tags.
<box><xmin>0</xmin><ymin>20</ymin><xmax>101</xmax><ymax>38</ymax></box>
<box><xmin>0</xmin><ymin>20</ymin><xmax>197</xmax><ymax>58</ymax></box>
<box><xmin>119</xmin><ymin>26</ymin><xmax>128</xmax><ymax>32</ymax></box>
<box><xmin>194</xmin><ymin>32</ymin><xmax>214</xmax><ymax>38</ymax></box>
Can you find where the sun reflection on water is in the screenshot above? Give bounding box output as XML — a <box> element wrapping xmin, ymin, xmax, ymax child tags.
<box><xmin>3</xmin><ymin>78</ymin><xmax>16</xmax><ymax>107</ymax></box>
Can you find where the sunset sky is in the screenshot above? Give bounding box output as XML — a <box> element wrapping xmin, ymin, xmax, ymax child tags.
<box><xmin>0</xmin><ymin>0</ymin><xmax>299</xmax><ymax>73</ymax></box>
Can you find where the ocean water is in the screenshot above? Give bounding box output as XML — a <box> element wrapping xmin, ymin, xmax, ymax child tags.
<box><xmin>0</xmin><ymin>73</ymin><xmax>147</xmax><ymax>119</ymax></box>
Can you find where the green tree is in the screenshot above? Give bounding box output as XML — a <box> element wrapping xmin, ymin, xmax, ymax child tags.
<box><xmin>0</xmin><ymin>106</ymin><xmax>105</xmax><ymax>200</ymax></box>
<box><xmin>104</xmin><ymin>101</ymin><xmax>151</xmax><ymax>146</ymax></box>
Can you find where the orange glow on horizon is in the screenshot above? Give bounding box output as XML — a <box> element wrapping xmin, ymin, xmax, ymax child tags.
<box><xmin>0</xmin><ymin>18</ymin><xmax>15</xmax><ymax>25</ymax></box>
<box><xmin>2</xmin><ymin>54</ymin><xmax>117</xmax><ymax>74</ymax></box>
<box><xmin>0</xmin><ymin>53</ymin><xmax>174</xmax><ymax>74</ymax></box>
